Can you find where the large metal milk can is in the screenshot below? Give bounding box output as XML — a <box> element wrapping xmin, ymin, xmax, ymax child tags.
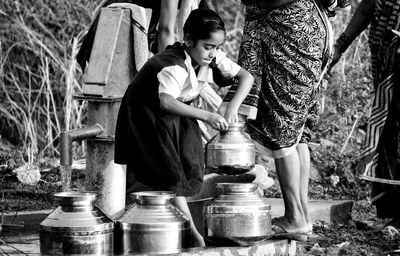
<box><xmin>115</xmin><ymin>191</ymin><xmax>191</xmax><ymax>255</ymax></box>
<box><xmin>205</xmin><ymin>122</ymin><xmax>255</xmax><ymax>175</ymax></box>
<box><xmin>39</xmin><ymin>191</ymin><xmax>114</xmax><ymax>255</ymax></box>
<box><xmin>203</xmin><ymin>183</ymin><xmax>271</xmax><ymax>244</ymax></box>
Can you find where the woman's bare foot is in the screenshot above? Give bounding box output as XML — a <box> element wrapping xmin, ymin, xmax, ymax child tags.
<box><xmin>272</xmin><ymin>216</ymin><xmax>308</xmax><ymax>233</ymax></box>
<box><xmin>271</xmin><ymin>216</ymin><xmax>309</xmax><ymax>241</ymax></box>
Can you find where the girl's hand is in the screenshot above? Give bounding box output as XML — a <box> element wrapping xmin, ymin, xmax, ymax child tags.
<box><xmin>206</xmin><ymin>112</ymin><xmax>229</xmax><ymax>131</ymax></box>
<box><xmin>223</xmin><ymin>106</ymin><xmax>239</xmax><ymax>123</ymax></box>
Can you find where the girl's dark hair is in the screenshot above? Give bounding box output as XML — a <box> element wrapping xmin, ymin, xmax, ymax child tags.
<box><xmin>184</xmin><ymin>9</ymin><xmax>235</xmax><ymax>87</ymax></box>
<box><xmin>183</xmin><ymin>9</ymin><xmax>226</xmax><ymax>42</ymax></box>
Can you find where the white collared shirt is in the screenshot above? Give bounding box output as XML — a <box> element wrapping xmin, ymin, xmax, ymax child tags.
<box><xmin>157</xmin><ymin>49</ymin><xmax>241</xmax><ymax>102</ymax></box>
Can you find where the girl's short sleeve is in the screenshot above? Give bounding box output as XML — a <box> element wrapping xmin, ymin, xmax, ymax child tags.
<box><xmin>215</xmin><ymin>50</ymin><xmax>241</xmax><ymax>78</ymax></box>
<box><xmin>157</xmin><ymin>65</ymin><xmax>188</xmax><ymax>99</ymax></box>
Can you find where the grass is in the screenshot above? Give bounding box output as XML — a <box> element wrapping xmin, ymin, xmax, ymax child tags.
<box><xmin>0</xmin><ymin>0</ymin><xmax>102</xmax><ymax>165</ymax></box>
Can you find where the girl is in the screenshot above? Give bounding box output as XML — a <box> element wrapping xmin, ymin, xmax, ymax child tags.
<box><xmin>114</xmin><ymin>9</ymin><xmax>253</xmax><ymax>247</ymax></box>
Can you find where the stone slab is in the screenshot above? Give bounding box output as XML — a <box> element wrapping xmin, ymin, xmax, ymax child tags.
<box><xmin>2</xmin><ymin>198</ymin><xmax>353</xmax><ymax>236</ymax></box>
<box><xmin>2</xmin><ymin>198</ymin><xmax>353</xmax><ymax>232</ymax></box>
<box><xmin>188</xmin><ymin>197</ymin><xmax>353</xmax><ymax>237</ymax></box>
<box><xmin>2</xmin><ymin>209</ymin><xmax>52</xmax><ymax>231</ymax></box>
<box><xmin>0</xmin><ymin>230</ymin><xmax>296</xmax><ymax>256</ymax></box>
<box><xmin>1</xmin><ymin>197</ymin><xmax>352</xmax><ymax>256</ymax></box>
<box><xmin>267</xmin><ymin>198</ymin><xmax>354</xmax><ymax>225</ymax></box>
<box><xmin>180</xmin><ymin>239</ymin><xmax>296</xmax><ymax>256</ymax></box>
<box><xmin>187</xmin><ymin>173</ymin><xmax>354</xmax><ymax>231</ymax></box>
<box><xmin>1</xmin><ymin>209</ymin><xmax>297</xmax><ymax>256</ymax></box>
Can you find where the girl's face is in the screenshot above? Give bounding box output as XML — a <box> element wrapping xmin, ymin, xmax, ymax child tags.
<box><xmin>186</xmin><ymin>30</ymin><xmax>225</xmax><ymax>67</ymax></box>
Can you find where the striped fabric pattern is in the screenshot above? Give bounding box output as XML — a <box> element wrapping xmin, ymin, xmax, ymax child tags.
<box><xmin>360</xmin><ymin>0</ymin><xmax>400</xmax><ymax>184</ymax></box>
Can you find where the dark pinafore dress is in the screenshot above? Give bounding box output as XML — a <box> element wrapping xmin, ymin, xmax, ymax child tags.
<box><xmin>114</xmin><ymin>44</ymin><xmax>203</xmax><ymax>197</ymax></box>
<box><xmin>114</xmin><ymin>43</ymin><xmax>241</xmax><ymax>197</ymax></box>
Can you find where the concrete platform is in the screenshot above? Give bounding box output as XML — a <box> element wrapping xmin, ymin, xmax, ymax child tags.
<box><xmin>2</xmin><ymin>210</ymin><xmax>52</xmax><ymax>231</ymax></box>
<box><xmin>0</xmin><ymin>224</ymin><xmax>295</xmax><ymax>256</ymax></box>
<box><xmin>186</xmin><ymin>173</ymin><xmax>354</xmax><ymax>233</ymax></box>
<box><xmin>187</xmin><ymin>197</ymin><xmax>353</xmax><ymax>239</ymax></box>
<box><xmin>269</xmin><ymin>198</ymin><xmax>354</xmax><ymax>225</ymax></box>
<box><xmin>0</xmin><ymin>232</ymin><xmax>295</xmax><ymax>256</ymax></box>
<box><xmin>2</xmin><ymin>198</ymin><xmax>353</xmax><ymax>232</ymax></box>
<box><xmin>181</xmin><ymin>239</ymin><xmax>296</xmax><ymax>256</ymax></box>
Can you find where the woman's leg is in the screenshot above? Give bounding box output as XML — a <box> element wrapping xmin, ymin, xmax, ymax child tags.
<box><xmin>274</xmin><ymin>151</ymin><xmax>308</xmax><ymax>233</ymax></box>
<box><xmin>174</xmin><ymin>196</ymin><xmax>205</xmax><ymax>247</ymax></box>
<box><xmin>296</xmin><ymin>143</ymin><xmax>312</xmax><ymax>233</ymax></box>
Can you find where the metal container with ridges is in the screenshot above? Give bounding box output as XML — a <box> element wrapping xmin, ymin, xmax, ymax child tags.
<box><xmin>115</xmin><ymin>191</ymin><xmax>190</xmax><ymax>255</ymax></box>
<box><xmin>204</xmin><ymin>183</ymin><xmax>271</xmax><ymax>244</ymax></box>
<box><xmin>206</xmin><ymin>122</ymin><xmax>255</xmax><ymax>175</ymax></box>
<box><xmin>39</xmin><ymin>191</ymin><xmax>114</xmax><ymax>255</ymax></box>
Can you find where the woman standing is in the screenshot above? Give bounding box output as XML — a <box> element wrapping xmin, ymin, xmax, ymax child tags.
<box><xmin>329</xmin><ymin>0</ymin><xmax>400</xmax><ymax>227</ymax></box>
<box><xmin>224</xmin><ymin>0</ymin><xmax>333</xmax><ymax>240</ymax></box>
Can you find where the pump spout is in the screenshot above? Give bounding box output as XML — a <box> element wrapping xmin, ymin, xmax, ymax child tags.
<box><xmin>60</xmin><ymin>124</ymin><xmax>103</xmax><ymax>191</ymax></box>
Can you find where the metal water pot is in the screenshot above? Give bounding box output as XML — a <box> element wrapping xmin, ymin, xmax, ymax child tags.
<box><xmin>203</xmin><ymin>183</ymin><xmax>271</xmax><ymax>244</ymax></box>
<box><xmin>205</xmin><ymin>122</ymin><xmax>255</xmax><ymax>175</ymax></box>
<box><xmin>115</xmin><ymin>191</ymin><xmax>190</xmax><ymax>255</ymax></box>
<box><xmin>39</xmin><ymin>191</ymin><xmax>114</xmax><ymax>255</ymax></box>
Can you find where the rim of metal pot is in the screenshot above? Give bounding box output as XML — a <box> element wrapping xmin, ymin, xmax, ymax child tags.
<box><xmin>54</xmin><ymin>191</ymin><xmax>98</xmax><ymax>198</ymax></box>
<box><xmin>116</xmin><ymin>221</ymin><xmax>190</xmax><ymax>231</ymax></box>
<box><xmin>227</xmin><ymin>122</ymin><xmax>245</xmax><ymax>129</ymax></box>
<box><xmin>131</xmin><ymin>191</ymin><xmax>175</xmax><ymax>205</ymax></box>
<box><xmin>216</xmin><ymin>183</ymin><xmax>258</xmax><ymax>194</ymax></box>
<box><xmin>54</xmin><ymin>191</ymin><xmax>98</xmax><ymax>206</ymax></box>
<box><xmin>206</xmin><ymin>143</ymin><xmax>255</xmax><ymax>148</ymax></box>
<box><xmin>40</xmin><ymin>222</ymin><xmax>114</xmax><ymax>232</ymax></box>
<box><xmin>203</xmin><ymin>203</ymin><xmax>271</xmax><ymax>214</ymax></box>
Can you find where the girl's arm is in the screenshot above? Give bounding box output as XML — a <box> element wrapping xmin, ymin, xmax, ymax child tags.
<box><xmin>223</xmin><ymin>68</ymin><xmax>254</xmax><ymax>123</ymax></box>
<box><xmin>159</xmin><ymin>93</ymin><xmax>229</xmax><ymax>131</ymax></box>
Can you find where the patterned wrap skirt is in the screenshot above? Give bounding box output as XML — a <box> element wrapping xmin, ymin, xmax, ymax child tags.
<box><xmin>224</xmin><ymin>0</ymin><xmax>332</xmax><ymax>158</ymax></box>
